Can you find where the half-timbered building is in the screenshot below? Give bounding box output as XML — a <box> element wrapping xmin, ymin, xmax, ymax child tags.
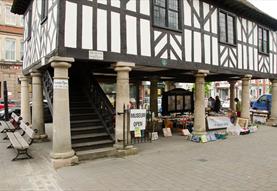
<box><xmin>11</xmin><ymin>0</ymin><xmax>277</xmax><ymax>167</ymax></box>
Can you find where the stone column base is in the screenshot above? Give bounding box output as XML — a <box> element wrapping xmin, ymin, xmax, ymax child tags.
<box><xmin>34</xmin><ymin>134</ymin><xmax>49</xmax><ymax>142</ymax></box>
<box><xmin>266</xmin><ymin>118</ymin><xmax>277</xmax><ymax>126</ymax></box>
<box><xmin>192</xmin><ymin>131</ymin><xmax>207</xmax><ymax>136</ymax></box>
<box><xmin>52</xmin><ymin>156</ymin><xmax>79</xmax><ymax>169</ymax></box>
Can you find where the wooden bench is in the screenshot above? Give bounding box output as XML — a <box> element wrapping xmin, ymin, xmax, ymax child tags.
<box><xmin>0</xmin><ymin>113</ymin><xmax>22</xmax><ymax>140</ymax></box>
<box><xmin>7</xmin><ymin>122</ymin><xmax>36</xmax><ymax>161</ymax></box>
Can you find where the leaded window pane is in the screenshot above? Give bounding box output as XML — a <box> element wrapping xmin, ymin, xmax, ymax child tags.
<box><xmin>168</xmin><ymin>0</ymin><xmax>178</xmax><ymax>11</ymax></box>
<box><xmin>5</xmin><ymin>39</ymin><xmax>16</xmax><ymax>61</ymax></box>
<box><xmin>154</xmin><ymin>6</ymin><xmax>166</xmax><ymax>27</ymax></box>
<box><xmin>154</xmin><ymin>0</ymin><xmax>166</xmax><ymax>7</ymax></box>
<box><xmin>168</xmin><ymin>11</ymin><xmax>178</xmax><ymax>29</ymax></box>
<box><xmin>227</xmin><ymin>15</ymin><xmax>234</xmax><ymax>44</ymax></box>
<box><xmin>219</xmin><ymin>12</ymin><xmax>226</xmax><ymax>42</ymax></box>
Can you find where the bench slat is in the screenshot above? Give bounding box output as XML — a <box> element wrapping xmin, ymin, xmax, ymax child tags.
<box><xmin>20</xmin><ymin>123</ymin><xmax>34</xmax><ymax>139</ymax></box>
<box><xmin>14</xmin><ymin>132</ymin><xmax>29</xmax><ymax>149</ymax></box>
<box><xmin>7</xmin><ymin>132</ymin><xmax>23</xmax><ymax>149</ymax></box>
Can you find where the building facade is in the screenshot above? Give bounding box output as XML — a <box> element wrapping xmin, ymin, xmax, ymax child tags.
<box><xmin>11</xmin><ymin>0</ymin><xmax>277</xmax><ymax>167</ymax></box>
<box><xmin>0</xmin><ymin>0</ymin><xmax>23</xmax><ymax>100</ymax></box>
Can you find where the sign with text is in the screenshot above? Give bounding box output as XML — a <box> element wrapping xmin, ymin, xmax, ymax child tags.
<box><xmin>129</xmin><ymin>109</ymin><xmax>146</xmax><ymax>131</ymax></box>
<box><xmin>53</xmin><ymin>79</ymin><xmax>68</xmax><ymax>89</ymax></box>
<box><xmin>89</xmin><ymin>50</ymin><xmax>104</xmax><ymax>60</ymax></box>
<box><xmin>207</xmin><ymin>116</ymin><xmax>232</xmax><ymax>130</ymax></box>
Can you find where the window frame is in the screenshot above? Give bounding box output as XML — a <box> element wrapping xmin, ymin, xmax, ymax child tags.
<box><xmin>218</xmin><ymin>10</ymin><xmax>237</xmax><ymax>46</ymax></box>
<box><xmin>152</xmin><ymin>0</ymin><xmax>182</xmax><ymax>32</ymax></box>
<box><xmin>5</xmin><ymin>38</ymin><xmax>16</xmax><ymax>62</ymax></box>
<box><xmin>258</xmin><ymin>26</ymin><xmax>269</xmax><ymax>55</ymax></box>
<box><xmin>5</xmin><ymin>5</ymin><xmax>16</xmax><ymax>26</ymax></box>
<box><xmin>41</xmin><ymin>0</ymin><xmax>48</xmax><ymax>24</ymax></box>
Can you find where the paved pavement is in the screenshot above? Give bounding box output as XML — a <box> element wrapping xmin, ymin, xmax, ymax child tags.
<box><xmin>1</xmin><ymin>124</ymin><xmax>277</xmax><ymax>191</ymax></box>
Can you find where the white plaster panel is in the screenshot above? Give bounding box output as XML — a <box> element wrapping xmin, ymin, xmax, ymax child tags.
<box><xmin>170</xmin><ymin>35</ymin><xmax>181</xmax><ymax>60</ymax></box>
<box><xmin>194</xmin><ymin>15</ymin><xmax>200</xmax><ymax>28</ymax></box>
<box><xmin>193</xmin><ymin>0</ymin><xmax>200</xmax><ymax>16</ymax></box>
<box><xmin>253</xmin><ymin>26</ymin><xmax>257</xmax><ymax>46</ymax></box>
<box><xmin>243</xmin><ymin>45</ymin><xmax>247</xmax><ymax>69</ymax></box>
<box><xmin>170</xmin><ymin>51</ymin><xmax>177</xmax><ymax>60</ymax></box>
<box><xmin>140</xmin><ymin>19</ymin><xmax>151</xmax><ymax>56</ymax></box>
<box><xmin>65</xmin><ymin>1</ymin><xmax>77</xmax><ymax>48</ymax></box>
<box><xmin>254</xmin><ymin>48</ymin><xmax>258</xmax><ymax>71</ymax></box>
<box><xmin>97</xmin><ymin>9</ymin><xmax>107</xmax><ymax>51</ymax></box>
<box><xmin>82</xmin><ymin>5</ymin><xmax>93</xmax><ymax>49</ymax></box>
<box><xmin>111</xmin><ymin>0</ymin><xmax>120</xmax><ymax>8</ymax></box>
<box><xmin>204</xmin><ymin>35</ymin><xmax>210</xmax><ymax>64</ymax></box>
<box><xmin>238</xmin><ymin>44</ymin><xmax>242</xmax><ymax>69</ymax></box>
<box><xmin>185</xmin><ymin>29</ymin><xmax>192</xmax><ymax>62</ymax></box>
<box><xmin>230</xmin><ymin>48</ymin><xmax>237</xmax><ymax>67</ymax></box>
<box><xmin>249</xmin><ymin>47</ymin><xmax>253</xmax><ymax>70</ymax></box>
<box><xmin>184</xmin><ymin>0</ymin><xmax>191</xmax><ymax>26</ymax></box>
<box><xmin>155</xmin><ymin>35</ymin><xmax>167</xmax><ymax>57</ymax></box>
<box><xmin>98</xmin><ymin>0</ymin><xmax>107</xmax><ymax>5</ymax></box>
<box><xmin>126</xmin><ymin>15</ymin><xmax>137</xmax><ymax>55</ymax></box>
<box><xmin>154</xmin><ymin>31</ymin><xmax>162</xmax><ymax>40</ymax></box>
<box><xmin>212</xmin><ymin>37</ymin><xmax>218</xmax><ymax>65</ymax></box>
<box><xmin>161</xmin><ymin>50</ymin><xmax>168</xmax><ymax>59</ymax></box>
<box><xmin>220</xmin><ymin>48</ymin><xmax>228</xmax><ymax>66</ymax></box>
<box><xmin>211</xmin><ymin>10</ymin><xmax>217</xmax><ymax>34</ymax></box>
<box><xmin>194</xmin><ymin>31</ymin><xmax>201</xmax><ymax>63</ymax></box>
<box><xmin>140</xmin><ymin>0</ymin><xmax>150</xmax><ymax>15</ymax></box>
<box><xmin>203</xmin><ymin>3</ymin><xmax>209</xmax><ymax>19</ymax></box>
<box><xmin>111</xmin><ymin>12</ymin><xmax>121</xmax><ymax>53</ymax></box>
<box><xmin>126</xmin><ymin>0</ymin><xmax>136</xmax><ymax>12</ymax></box>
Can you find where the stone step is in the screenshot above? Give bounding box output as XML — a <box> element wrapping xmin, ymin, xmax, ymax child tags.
<box><xmin>76</xmin><ymin>147</ymin><xmax>117</xmax><ymax>161</ymax></box>
<box><xmin>72</xmin><ymin>132</ymin><xmax>109</xmax><ymax>140</ymax></box>
<box><xmin>72</xmin><ymin>139</ymin><xmax>114</xmax><ymax>150</ymax></box>
<box><xmin>71</xmin><ymin>125</ymin><xmax>104</xmax><ymax>132</ymax></box>
<box><xmin>71</xmin><ymin>119</ymin><xmax>101</xmax><ymax>124</ymax></box>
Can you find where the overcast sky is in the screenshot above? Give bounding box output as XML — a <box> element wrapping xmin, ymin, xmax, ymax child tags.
<box><xmin>248</xmin><ymin>0</ymin><xmax>277</xmax><ymax>19</ymax></box>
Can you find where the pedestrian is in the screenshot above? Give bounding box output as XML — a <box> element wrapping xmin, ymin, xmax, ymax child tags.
<box><xmin>234</xmin><ymin>98</ymin><xmax>241</xmax><ymax>117</ymax></box>
<box><xmin>213</xmin><ymin>96</ymin><xmax>221</xmax><ymax>113</ymax></box>
<box><xmin>208</xmin><ymin>97</ymin><xmax>215</xmax><ymax>111</ymax></box>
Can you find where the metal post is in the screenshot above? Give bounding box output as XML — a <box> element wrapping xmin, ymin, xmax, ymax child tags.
<box><xmin>3</xmin><ymin>81</ymin><xmax>9</xmax><ymax>121</ymax></box>
<box><xmin>127</xmin><ymin>108</ymin><xmax>130</xmax><ymax>146</ymax></box>
<box><xmin>123</xmin><ymin>104</ymin><xmax>126</xmax><ymax>149</ymax></box>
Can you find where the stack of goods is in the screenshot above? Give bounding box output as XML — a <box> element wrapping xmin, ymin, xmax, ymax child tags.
<box><xmin>190</xmin><ymin>132</ymin><xmax>225</xmax><ymax>143</ymax></box>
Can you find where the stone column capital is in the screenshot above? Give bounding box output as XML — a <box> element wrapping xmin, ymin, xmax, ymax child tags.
<box><xmin>194</xmin><ymin>70</ymin><xmax>209</xmax><ymax>77</ymax></box>
<box><xmin>30</xmin><ymin>70</ymin><xmax>42</xmax><ymax>77</ymax></box>
<box><xmin>228</xmin><ymin>80</ymin><xmax>237</xmax><ymax>85</ymax></box>
<box><xmin>113</xmin><ymin>62</ymin><xmax>135</xmax><ymax>72</ymax></box>
<box><xmin>241</xmin><ymin>74</ymin><xmax>252</xmax><ymax>81</ymax></box>
<box><xmin>19</xmin><ymin>75</ymin><xmax>29</xmax><ymax>82</ymax></box>
<box><xmin>48</xmin><ymin>56</ymin><xmax>75</xmax><ymax>64</ymax></box>
<box><xmin>270</xmin><ymin>79</ymin><xmax>277</xmax><ymax>84</ymax></box>
<box><xmin>51</xmin><ymin>62</ymin><xmax>72</xmax><ymax>69</ymax></box>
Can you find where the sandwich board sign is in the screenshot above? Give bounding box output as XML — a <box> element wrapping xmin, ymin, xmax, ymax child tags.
<box><xmin>129</xmin><ymin>109</ymin><xmax>147</xmax><ymax>132</ymax></box>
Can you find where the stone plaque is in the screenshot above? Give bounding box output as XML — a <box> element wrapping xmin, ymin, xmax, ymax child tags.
<box><xmin>53</xmin><ymin>79</ymin><xmax>68</xmax><ymax>89</ymax></box>
<box><xmin>89</xmin><ymin>50</ymin><xmax>104</xmax><ymax>60</ymax></box>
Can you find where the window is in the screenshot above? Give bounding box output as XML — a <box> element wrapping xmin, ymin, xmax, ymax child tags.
<box><xmin>27</xmin><ymin>8</ymin><xmax>32</xmax><ymax>40</ymax></box>
<box><xmin>20</xmin><ymin>16</ymin><xmax>24</xmax><ymax>27</ymax></box>
<box><xmin>153</xmin><ymin>0</ymin><xmax>180</xmax><ymax>30</ymax></box>
<box><xmin>41</xmin><ymin>0</ymin><xmax>48</xmax><ymax>22</ymax></box>
<box><xmin>20</xmin><ymin>41</ymin><xmax>24</xmax><ymax>61</ymax></box>
<box><xmin>258</xmin><ymin>27</ymin><xmax>269</xmax><ymax>54</ymax></box>
<box><xmin>5</xmin><ymin>38</ymin><xmax>16</xmax><ymax>61</ymax></box>
<box><xmin>5</xmin><ymin>6</ymin><xmax>16</xmax><ymax>25</ymax></box>
<box><xmin>219</xmin><ymin>11</ymin><xmax>236</xmax><ymax>45</ymax></box>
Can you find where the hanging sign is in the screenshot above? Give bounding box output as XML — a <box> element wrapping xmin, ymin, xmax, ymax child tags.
<box><xmin>129</xmin><ymin>109</ymin><xmax>147</xmax><ymax>131</ymax></box>
<box><xmin>53</xmin><ymin>79</ymin><xmax>68</xmax><ymax>89</ymax></box>
<box><xmin>89</xmin><ymin>50</ymin><xmax>104</xmax><ymax>60</ymax></box>
<box><xmin>206</xmin><ymin>116</ymin><xmax>233</xmax><ymax>130</ymax></box>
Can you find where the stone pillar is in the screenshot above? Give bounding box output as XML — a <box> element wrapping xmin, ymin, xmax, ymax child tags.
<box><xmin>114</xmin><ymin>62</ymin><xmax>135</xmax><ymax>145</ymax></box>
<box><xmin>193</xmin><ymin>70</ymin><xmax>209</xmax><ymax>135</ymax></box>
<box><xmin>49</xmin><ymin>56</ymin><xmax>78</xmax><ymax>168</ymax></box>
<box><xmin>268</xmin><ymin>79</ymin><xmax>277</xmax><ymax>125</ymax></box>
<box><xmin>150</xmin><ymin>77</ymin><xmax>159</xmax><ymax>117</ymax></box>
<box><xmin>19</xmin><ymin>75</ymin><xmax>31</xmax><ymax>123</ymax></box>
<box><xmin>241</xmin><ymin>75</ymin><xmax>252</xmax><ymax>119</ymax></box>
<box><xmin>31</xmin><ymin>71</ymin><xmax>47</xmax><ymax>140</ymax></box>
<box><xmin>229</xmin><ymin>81</ymin><xmax>236</xmax><ymax>111</ymax></box>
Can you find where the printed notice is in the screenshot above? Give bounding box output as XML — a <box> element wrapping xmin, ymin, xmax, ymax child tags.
<box><xmin>89</xmin><ymin>50</ymin><xmax>104</xmax><ymax>60</ymax></box>
<box><xmin>53</xmin><ymin>79</ymin><xmax>68</xmax><ymax>89</ymax></box>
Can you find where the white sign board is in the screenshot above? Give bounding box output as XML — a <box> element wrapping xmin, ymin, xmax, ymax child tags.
<box><xmin>89</xmin><ymin>50</ymin><xmax>104</xmax><ymax>60</ymax></box>
<box><xmin>53</xmin><ymin>79</ymin><xmax>68</xmax><ymax>89</ymax></box>
<box><xmin>129</xmin><ymin>109</ymin><xmax>147</xmax><ymax>131</ymax></box>
<box><xmin>207</xmin><ymin>116</ymin><xmax>233</xmax><ymax>130</ymax></box>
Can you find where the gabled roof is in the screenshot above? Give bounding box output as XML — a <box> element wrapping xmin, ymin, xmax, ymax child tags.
<box><xmin>11</xmin><ymin>0</ymin><xmax>32</xmax><ymax>15</ymax></box>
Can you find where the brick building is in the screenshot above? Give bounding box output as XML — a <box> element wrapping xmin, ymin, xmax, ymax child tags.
<box><xmin>0</xmin><ymin>0</ymin><xmax>23</xmax><ymax>100</ymax></box>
